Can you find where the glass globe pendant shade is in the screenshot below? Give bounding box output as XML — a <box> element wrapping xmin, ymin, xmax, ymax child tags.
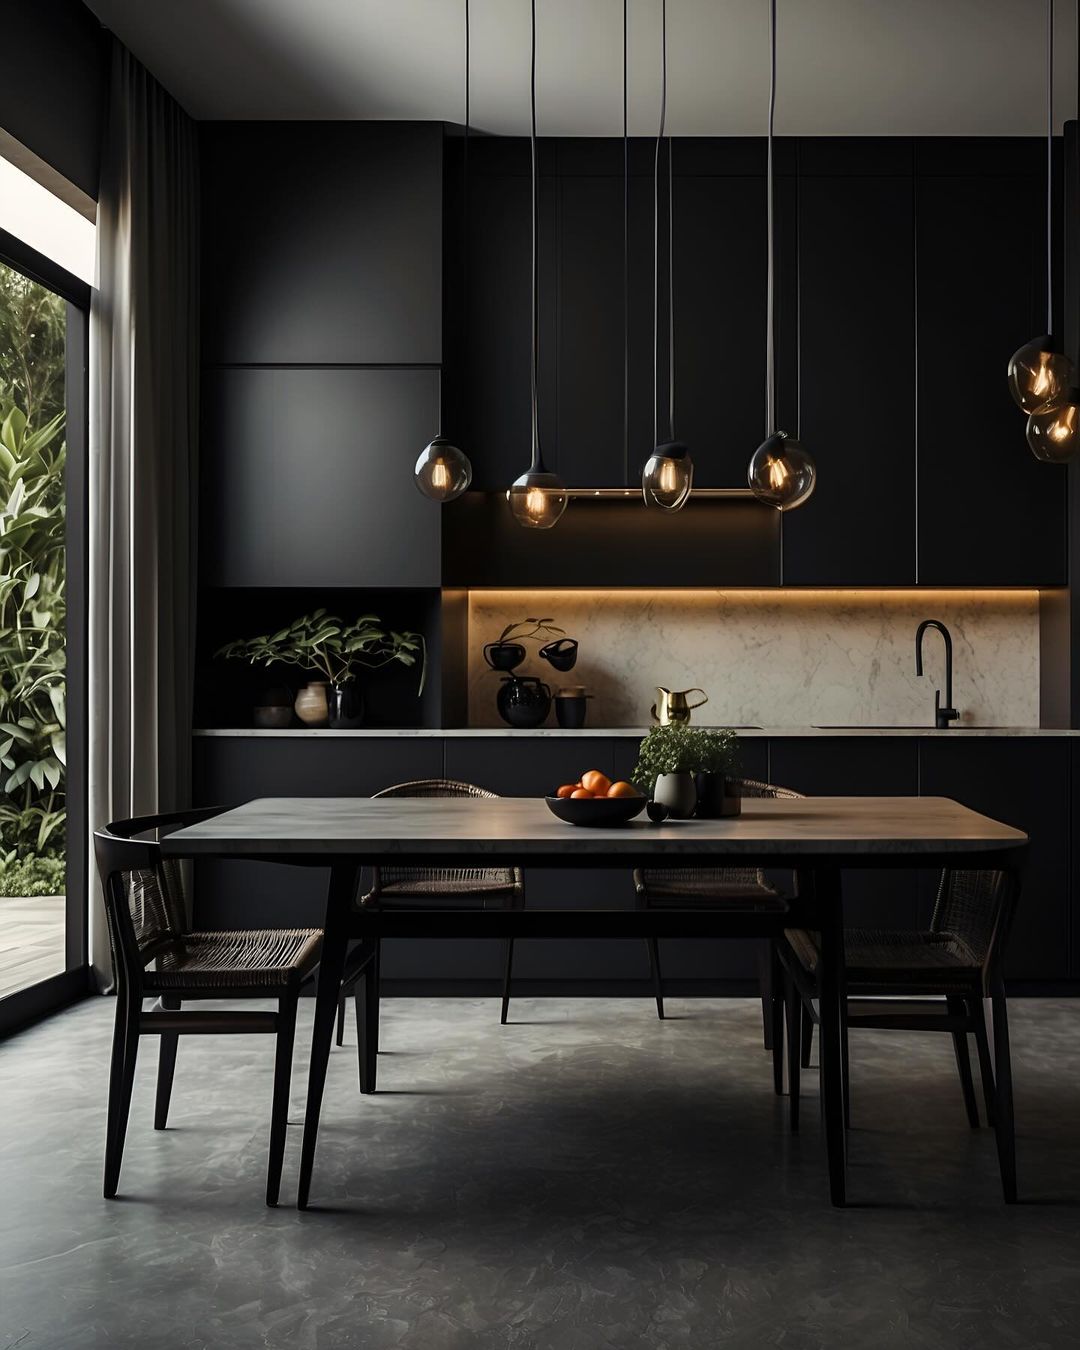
<box><xmin>1026</xmin><ymin>388</ymin><xmax>1080</xmax><ymax>463</ymax></box>
<box><xmin>414</xmin><ymin>436</ymin><xmax>472</xmax><ymax>502</ymax></box>
<box><xmin>507</xmin><ymin>469</ymin><xmax>568</xmax><ymax>529</ymax></box>
<box><xmin>747</xmin><ymin>431</ymin><xmax>816</xmax><ymax>511</ymax></box>
<box><xmin>642</xmin><ymin>440</ymin><xmax>693</xmax><ymax>511</ymax></box>
<box><xmin>1007</xmin><ymin>336</ymin><xmax>1073</xmax><ymax>415</ymax></box>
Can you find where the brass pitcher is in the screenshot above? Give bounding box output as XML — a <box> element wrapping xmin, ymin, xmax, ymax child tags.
<box><xmin>651</xmin><ymin>686</ymin><xmax>709</xmax><ymax>726</ymax></box>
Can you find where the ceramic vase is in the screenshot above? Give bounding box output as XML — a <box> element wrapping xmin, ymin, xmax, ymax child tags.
<box><xmin>328</xmin><ymin>682</ymin><xmax>365</xmax><ymax>729</ymax></box>
<box><xmin>694</xmin><ymin>772</ymin><xmax>741</xmax><ymax>818</ymax></box>
<box><xmin>653</xmin><ymin>772</ymin><xmax>697</xmax><ymax>820</ymax></box>
<box><xmin>294</xmin><ymin>681</ymin><xmax>330</xmax><ymax>727</ymax></box>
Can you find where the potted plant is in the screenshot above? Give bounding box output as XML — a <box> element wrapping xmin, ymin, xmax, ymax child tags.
<box><xmin>483</xmin><ymin>617</ymin><xmax>566</xmax><ymax>672</ymax></box>
<box><xmin>632</xmin><ymin>725</ymin><xmax>740</xmax><ymax>819</ymax></box>
<box><xmin>217</xmin><ymin>610</ymin><xmax>426</xmax><ymax>729</ymax></box>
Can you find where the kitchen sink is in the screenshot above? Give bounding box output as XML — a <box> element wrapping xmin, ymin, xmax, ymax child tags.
<box><xmin>811</xmin><ymin>724</ymin><xmax>1002</xmax><ymax>731</ymax></box>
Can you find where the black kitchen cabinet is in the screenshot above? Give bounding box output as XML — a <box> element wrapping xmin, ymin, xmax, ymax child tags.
<box><xmin>783</xmin><ymin>146</ymin><xmax>916</xmax><ymax>584</ymax></box>
<box><xmin>768</xmin><ymin>737</ymin><xmax>921</xmax><ymax>930</ymax></box>
<box><xmin>917</xmin><ymin>736</ymin><xmax>1070</xmax><ymax>982</ymax></box>
<box><xmin>915</xmin><ymin>141</ymin><xmax>1066</xmax><ymax>585</ymax></box>
<box><xmin>200</xmin><ymin>367</ymin><xmax>442</xmax><ymax>587</ymax></box>
<box><xmin>201</xmin><ymin>122</ymin><xmax>443</xmax><ymax>365</ymax></box>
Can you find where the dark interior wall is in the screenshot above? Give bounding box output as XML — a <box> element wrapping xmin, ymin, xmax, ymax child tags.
<box><xmin>0</xmin><ymin>0</ymin><xmax>106</xmax><ymax>197</ymax></box>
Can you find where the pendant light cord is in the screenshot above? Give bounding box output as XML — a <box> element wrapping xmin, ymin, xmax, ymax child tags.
<box><xmin>1046</xmin><ymin>0</ymin><xmax>1054</xmax><ymax>336</ymax></box>
<box><xmin>530</xmin><ymin>0</ymin><xmax>542</xmax><ymax>471</ymax></box>
<box><xmin>669</xmin><ymin>126</ymin><xmax>675</xmax><ymax>440</ymax></box>
<box><xmin>623</xmin><ymin>0</ymin><xmax>630</xmax><ymax>484</ymax></box>
<box><xmin>765</xmin><ymin>0</ymin><xmax>777</xmax><ymax>435</ymax></box>
<box><xmin>653</xmin><ymin>0</ymin><xmax>668</xmax><ymax>445</ymax></box>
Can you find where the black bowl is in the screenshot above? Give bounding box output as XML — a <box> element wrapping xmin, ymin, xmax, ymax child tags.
<box><xmin>545</xmin><ymin>794</ymin><xmax>646</xmax><ymax>827</ymax></box>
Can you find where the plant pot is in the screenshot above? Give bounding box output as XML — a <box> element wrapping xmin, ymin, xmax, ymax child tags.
<box><xmin>694</xmin><ymin>771</ymin><xmax>742</xmax><ymax>818</ymax></box>
<box><xmin>294</xmin><ymin>681</ymin><xmax>330</xmax><ymax>727</ymax></box>
<box><xmin>484</xmin><ymin>641</ymin><xmax>527</xmax><ymax>672</ymax></box>
<box><xmin>328</xmin><ymin>682</ymin><xmax>365</xmax><ymax>729</ymax></box>
<box><xmin>653</xmin><ymin>772</ymin><xmax>697</xmax><ymax>820</ymax></box>
<box><xmin>539</xmin><ymin>637</ymin><xmax>579</xmax><ymax>672</ymax></box>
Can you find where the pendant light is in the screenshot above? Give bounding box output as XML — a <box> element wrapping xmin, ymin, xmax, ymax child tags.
<box><xmin>747</xmin><ymin>0</ymin><xmax>815</xmax><ymax>512</ymax></box>
<box><xmin>642</xmin><ymin>0</ymin><xmax>693</xmax><ymax>511</ymax></box>
<box><xmin>414</xmin><ymin>0</ymin><xmax>474</xmax><ymax>502</ymax></box>
<box><xmin>1010</xmin><ymin>0</ymin><xmax>1074</xmax><ymax>418</ymax></box>
<box><xmin>508</xmin><ymin>0</ymin><xmax>568</xmax><ymax>529</ymax></box>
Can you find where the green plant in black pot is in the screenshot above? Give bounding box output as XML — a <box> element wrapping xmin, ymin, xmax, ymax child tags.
<box><xmin>217</xmin><ymin>610</ymin><xmax>426</xmax><ymax>729</ymax></box>
<box><xmin>632</xmin><ymin>725</ymin><xmax>740</xmax><ymax>819</ymax></box>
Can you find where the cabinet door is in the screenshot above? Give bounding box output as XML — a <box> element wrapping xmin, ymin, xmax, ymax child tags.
<box><xmin>768</xmin><ymin>737</ymin><xmax>921</xmax><ymax>929</ymax></box>
<box><xmin>917</xmin><ymin>737</ymin><xmax>1069</xmax><ymax>982</ymax></box>
<box><xmin>915</xmin><ymin>145</ymin><xmax>1066</xmax><ymax>584</ymax></box>
<box><xmin>201</xmin><ymin>123</ymin><xmax>443</xmax><ymax>365</ymax></box>
<box><xmin>783</xmin><ymin>163</ymin><xmax>916</xmax><ymax>584</ymax></box>
<box><xmin>201</xmin><ymin>368</ymin><xmax>442</xmax><ymax>587</ymax></box>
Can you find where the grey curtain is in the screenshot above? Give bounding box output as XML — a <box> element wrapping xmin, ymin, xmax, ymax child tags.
<box><xmin>88</xmin><ymin>41</ymin><xmax>199</xmax><ymax>987</ymax></box>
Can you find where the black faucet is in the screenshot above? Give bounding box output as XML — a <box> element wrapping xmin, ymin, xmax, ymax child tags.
<box><xmin>915</xmin><ymin>619</ymin><xmax>960</xmax><ymax>729</ymax></box>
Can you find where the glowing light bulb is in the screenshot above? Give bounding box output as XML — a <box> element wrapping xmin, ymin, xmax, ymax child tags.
<box><xmin>747</xmin><ymin>431</ymin><xmax>816</xmax><ymax>511</ymax></box>
<box><xmin>1026</xmin><ymin>388</ymin><xmax>1080</xmax><ymax>462</ymax></box>
<box><xmin>414</xmin><ymin>437</ymin><xmax>472</xmax><ymax>501</ymax></box>
<box><xmin>1008</xmin><ymin>336</ymin><xmax>1073</xmax><ymax>415</ymax></box>
<box><xmin>508</xmin><ymin>469</ymin><xmax>568</xmax><ymax>529</ymax></box>
<box><xmin>641</xmin><ymin>441</ymin><xmax>693</xmax><ymax>511</ymax></box>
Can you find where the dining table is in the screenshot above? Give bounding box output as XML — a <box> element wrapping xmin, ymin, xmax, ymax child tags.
<box><xmin>161</xmin><ymin>793</ymin><xmax>1028</xmax><ymax>1209</ymax></box>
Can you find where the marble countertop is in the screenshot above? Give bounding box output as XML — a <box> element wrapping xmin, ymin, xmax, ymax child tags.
<box><xmin>162</xmin><ymin>795</ymin><xmax>1028</xmax><ymax>858</ymax></box>
<box><xmin>193</xmin><ymin>725</ymin><xmax>1080</xmax><ymax>739</ymax></box>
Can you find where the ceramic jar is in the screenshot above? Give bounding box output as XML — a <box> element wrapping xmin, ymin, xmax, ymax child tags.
<box><xmin>653</xmin><ymin>772</ymin><xmax>697</xmax><ymax>819</ymax></box>
<box><xmin>294</xmin><ymin>681</ymin><xmax>330</xmax><ymax>727</ymax></box>
<box><xmin>328</xmin><ymin>683</ymin><xmax>365</xmax><ymax>729</ymax></box>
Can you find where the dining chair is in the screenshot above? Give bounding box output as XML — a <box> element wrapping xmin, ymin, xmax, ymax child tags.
<box><xmin>633</xmin><ymin>777</ymin><xmax>804</xmax><ymax>1062</ymax></box>
<box><xmin>776</xmin><ymin>865</ymin><xmax>1022</xmax><ymax>1202</ymax></box>
<box><xmin>94</xmin><ymin>809</ymin><xmax>322</xmax><ymax>1205</ymax></box>
<box><xmin>336</xmin><ymin>779</ymin><xmax>524</xmax><ymax>1092</ymax></box>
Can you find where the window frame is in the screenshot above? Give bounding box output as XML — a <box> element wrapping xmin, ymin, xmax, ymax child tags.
<box><xmin>0</xmin><ymin>225</ymin><xmax>92</xmax><ymax>1037</ymax></box>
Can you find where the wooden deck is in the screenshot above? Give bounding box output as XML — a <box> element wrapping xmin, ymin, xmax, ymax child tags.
<box><xmin>0</xmin><ymin>895</ymin><xmax>65</xmax><ymax>1000</ymax></box>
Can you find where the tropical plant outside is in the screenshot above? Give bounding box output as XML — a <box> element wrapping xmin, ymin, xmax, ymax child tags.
<box><xmin>0</xmin><ymin>262</ymin><xmax>67</xmax><ymax>894</ymax></box>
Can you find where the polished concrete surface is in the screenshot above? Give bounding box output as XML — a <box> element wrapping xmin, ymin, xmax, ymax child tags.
<box><xmin>2</xmin><ymin>995</ymin><xmax>1079</xmax><ymax>1349</ymax></box>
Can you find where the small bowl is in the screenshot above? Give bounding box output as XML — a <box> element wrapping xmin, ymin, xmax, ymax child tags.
<box><xmin>545</xmin><ymin>794</ymin><xmax>646</xmax><ymax>827</ymax></box>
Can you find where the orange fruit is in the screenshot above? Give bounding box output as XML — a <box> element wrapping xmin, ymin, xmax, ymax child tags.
<box><xmin>607</xmin><ymin>780</ymin><xmax>639</xmax><ymax>798</ymax></box>
<box><xmin>570</xmin><ymin>788</ymin><xmax>594</xmax><ymax>799</ymax></box>
<box><xmin>581</xmin><ymin>770</ymin><xmax>611</xmax><ymax>796</ymax></box>
<box><xmin>555</xmin><ymin>783</ymin><xmax>577</xmax><ymax>799</ymax></box>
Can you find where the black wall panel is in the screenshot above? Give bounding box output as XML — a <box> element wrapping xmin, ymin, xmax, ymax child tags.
<box><xmin>201</xmin><ymin>367</ymin><xmax>442</xmax><ymax>587</ymax></box>
<box><xmin>201</xmin><ymin>122</ymin><xmax>443</xmax><ymax>365</ymax></box>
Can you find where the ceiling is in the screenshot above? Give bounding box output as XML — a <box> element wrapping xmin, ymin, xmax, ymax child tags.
<box><xmin>83</xmin><ymin>0</ymin><xmax>1079</xmax><ymax>136</ymax></box>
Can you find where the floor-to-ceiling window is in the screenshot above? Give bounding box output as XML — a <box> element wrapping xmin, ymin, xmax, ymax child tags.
<box><xmin>0</xmin><ymin>148</ymin><xmax>92</xmax><ymax>1031</ymax></box>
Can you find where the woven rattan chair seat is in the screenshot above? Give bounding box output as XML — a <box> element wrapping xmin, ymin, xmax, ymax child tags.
<box><xmin>635</xmin><ymin>868</ymin><xmax>788</xmax><ymax>910</ymax></box>
<box><xmin>784</xmin><ymin>926</ymin><xmax>983</xmax><ymax>992</ymax></box>
<box><xmin>144</xmin><ymin>928</ymin><xmax>322</xmax><ymax>991</ymax></box>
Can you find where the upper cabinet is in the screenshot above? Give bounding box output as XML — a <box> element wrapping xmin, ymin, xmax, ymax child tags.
<box><xmin>201</xmin><ymin>123</ymin><xmax>443</xmax><ymax>366</ymax></box>
<box><xmin>782</xmin><ymin>141</ymin><xmax>916</xmax><ymax>586</ymax></box>
<box><xmin>201</xmin><ymin>367</ymin><xmax>442</xmax><ymax>588</ymax></box>
<box><xmin>914</xmin><ymin>140</ymin><xmax>1066</xmax><ymax>586</ymax></box>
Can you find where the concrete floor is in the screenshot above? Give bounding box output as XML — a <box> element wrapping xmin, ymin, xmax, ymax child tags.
<box><xmin>1</xmin><ymin>995</ymin><xmax>1079</xmax><ymax>1350</ymax></box>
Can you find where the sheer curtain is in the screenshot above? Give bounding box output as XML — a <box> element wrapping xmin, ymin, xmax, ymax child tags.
<box><xmin>88</xmin><ymin>40</ymin><xmax>199</xmax><ymax>986</ymax></box>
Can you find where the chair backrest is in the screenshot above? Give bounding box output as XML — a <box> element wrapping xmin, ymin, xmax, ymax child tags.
<box><xmin>94</xmin><ymin>808</ymin><xmax>222</xmax><ymax>994</ymax></box>
<box><xmin>930</xmin><ymin>866</ymin><xmax>1022</xmax><ymax>987</ymax></box>
<box><xmin>368</xmin><ymin>779</ymin><xmax>520</xmax><ymax>895</ymax></box>
<box><xmin>373</xmin><ymin>779</ymin><xmax>498</xmax><ymax>801</ymax></box>
<box><xmin>728</xmin><ymin>777</ymin><xmax>804</xmax><ymax>801</ymax></box>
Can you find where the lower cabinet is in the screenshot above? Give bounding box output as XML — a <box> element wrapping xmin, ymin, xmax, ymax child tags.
<box><xmin>917</xmin><ymin>737</ymin><xmax>1070</xmax><ymax>983</ymax></box>
<box><xmin>192</xmin><ymin>731</ymin><xmax>1074</xmax><ymax>990</ymax></box>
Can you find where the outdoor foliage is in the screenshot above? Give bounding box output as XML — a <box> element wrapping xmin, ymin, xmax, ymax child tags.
<box><xmin>0</xmin><ymin>264</ymin><xmax>66</xmax><ymax>862</ymax></box>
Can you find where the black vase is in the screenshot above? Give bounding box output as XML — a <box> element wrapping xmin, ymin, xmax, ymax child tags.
<box><xmin>328</xmin><ymin>683</ymin><xmax>365</xmax><ymax>729</ymax></box>
<box><xmin>496</xmin><ymin>675</ymin><xmax>552</xmax><ymax>728</ymax></box>
<box><xmin>693</xmin><ymin>772</ymin><xmax>741</xmax><ymax>818</ymax></box>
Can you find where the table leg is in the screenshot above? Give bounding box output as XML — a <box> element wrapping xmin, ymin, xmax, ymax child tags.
<box><xmin>297</xmin><ymin>863</ymin><xmax>359</xmax><ymax>1210</ymax></box>
<box><xmin>814</xmin><ymin>866</ymin><xmax>847</xmax><ymax>1206</ymax></box>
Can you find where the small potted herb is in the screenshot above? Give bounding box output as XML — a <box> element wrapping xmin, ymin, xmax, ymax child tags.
<box><xmin>632</xmin><ymin>725</ymin><xmax>741</xmax><ymax>819</ymax></box>
<box><xmin>217</xmin><ymin>610</ymin><xmax>426</xmax><ymax>729</ymax></box>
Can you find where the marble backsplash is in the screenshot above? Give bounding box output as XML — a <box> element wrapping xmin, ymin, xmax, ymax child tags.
<box><xmin>466</xmin><ymin>590</ymin><xmax>1041</xmax><ymax>728</ymax></box>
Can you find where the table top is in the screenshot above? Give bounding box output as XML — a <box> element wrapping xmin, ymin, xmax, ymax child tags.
<box><xmin>162</xmin><ymin>796</ymin><xmax>1027</xmax><ymax>860</ymax></box>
